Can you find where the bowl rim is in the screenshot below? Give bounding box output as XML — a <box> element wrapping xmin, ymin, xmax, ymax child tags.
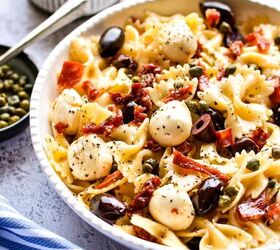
<box><xmin>30</xmin><ymin>0</ymin><xmax>280</xmax><ymax>249</ymax></box>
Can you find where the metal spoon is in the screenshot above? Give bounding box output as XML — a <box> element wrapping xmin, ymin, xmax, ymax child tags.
<box><xmin>0</xmin><ymin>0</ymin><xmax>88</xmax><ymax>65</ymax></box>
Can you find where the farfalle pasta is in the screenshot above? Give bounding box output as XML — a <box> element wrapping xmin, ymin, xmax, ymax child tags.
<box><xmin>45</xmin><ymin>2</ymin><xmax>280</xmax><ymax>249</ymax></box>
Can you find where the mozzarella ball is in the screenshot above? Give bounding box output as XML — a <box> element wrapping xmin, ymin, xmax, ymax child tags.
<box><xmin>160</xmin><ymin>20</ymin><xmax>197</xmax><ymax>63</ymax></box>
<box><xmin>149</xmin><ymin>100</ymin><xmax>192</xmax><ymax>147</ymax></box>
<box><xmin>149</xmin><ymin>184</ymin><xmax>195</xmax><ymax>231</ymax></box>
<box><xmin>50</xmin><ymin>89</ymin><xmax>83</xmax><ymax>135</ymax></box>
<box><xmin>68</xmin><ymin>134</ymin><xmax>113</xmax><ymax>181</ymax></box>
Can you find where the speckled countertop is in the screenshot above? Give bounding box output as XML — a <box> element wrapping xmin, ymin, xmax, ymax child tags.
<box><xmin>0</xmin><ymin>1</ymin><xmax>126</xmax><ymax>249</ymax></box>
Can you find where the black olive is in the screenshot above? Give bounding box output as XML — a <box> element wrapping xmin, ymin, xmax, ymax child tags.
<box><xmin>90</xmin><ymin>194</ymin><xmax>126</xmax><ymax>222</ymax></box>
<box><xmin>192</xmin><ymin>177</ymin><xmax>225</xmax><ymax>215</ymax></box>
<box><xmin>99</xmin><ymin>26</ymin><xmax>125</xmax><ymax>58</ymax></box>
<box><xmin>122</xmin><ymin>101</ymin><xmax>137</xmax><ymax>124</ymax></box>
<box><xmin>199</xmin><ymin>107</ymin><xmax>225</xmax><ymax>131</ymax></box>
<box><xmin>111</xmin><ymin>54</ymin><xmax>138</xmax><ymax>71</ymax></box>
<box><xmin>186</xmin><ymin>237</ymin><xmax>201</xmax><ymax>250</ymax></box>
<box><xmin>232</xmin><ymin>137</ymin><xmax>259</xmax><ymax>154</ymax></box>
<box><xmin>191</xmin><ymin>114</ymin><xmax>216</xmax><ymax>143</ymax></box>
<box><xmin>199</xmin><ymin>1</ymin><xmax>235</xmax><ymax>27</ymax></box>
<box><xmin>224</xmin><ymin>29</ymin><xmax>244</xmax><ymax>47</ymax></box>
<box><xmin>272</xmin><ymin>105</ymin><xmax>280</xmax><ymax>126</ymax></box>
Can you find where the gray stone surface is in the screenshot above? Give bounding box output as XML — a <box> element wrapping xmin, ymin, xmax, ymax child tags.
<box><xmin>0</xmin><ymin>1</ymin><xmax>126</xmax><ymax>249</ymax></box>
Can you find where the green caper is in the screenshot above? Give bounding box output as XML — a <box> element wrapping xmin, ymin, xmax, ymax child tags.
<box><xmin>3</xmin><ymin>79</ymin><xmax>13</xmax><ymax>90</ymax></box>
<box><xmin>24</xmin><ymin>84</ymin><xmax>33</xmax><ymax>92</ymax></box>
<box><xmin>12</xmin><ymin>84</ymin><xmax>22</xmax><ymax>93</ymax></box>
<box><xmin>10</xmin><ymin>73</ymin><xmax>19</xmax><ymax>81</ymax></box>
<box><xmin>189</xmin><ymin>66</ymin><xmax>203</xmax><ymax>78</ymax></box>
<box><xmin>274</xmin><ymin>35</ymin><xmax>280</xmax><ymax>45</ymax></box>
<box><xmin>8</xmin><ymin>95</ymin><xmax>20</xmax><ymax>106</ymax></box>
<box><xmin>1</xmin><ymin>64</ymin><xmax>11</xmax><ymax>72</ymax></box>
<box><xmin>6</xmin><ymin>106</ymin><xmax>15</xmax><ymax>115</ymax></box>
<box><xmin>246</xmin><ymin>159</ymin><xmax>260</xmax><ymax>171</ymax></box>
<box><xmin>186</xmin><ymin>100</ymin><xmax>198</xmax><ymax>113</ymax></box>
<box><xmin>20</xmin><ymin>99</ymin><xmax>30</xmax><ymax>111</ymax></box>
<box><xmin>14</xmin><ymin>108</ymin><xmax>27</xmax><ymax>117</ymax></box>
<box><xmin>219</xmin><ymin>22</ymin><xmax>232</xmax><ymax>34</ymax></box>
<box><xmin>0</xmin><ymin>97</ymin><xmax>6</xmax><ymax>107</ymax></box>
<box><xmin>0</xmin><ymin>120</ymin><xmax>8</xmax><ymax>129</ymax></box>
<box><xmin>272</xmin><ymin>147</ymin><xmax>280</xmax><ymax>159</ymax></box>
<box><xmin>0</xmin><ymin>69</ymin><xmax>4</xmax><ymax>78</ymax></box>
<box><xmin>18</xmin><ymin>91</ymin><xmax>29</xmax><ymax>100</ymax></box>
<box><xmin>132</xmin><ymin>76</ymin><xmax>139</xmax><ymax>83</ymax></box>
<box><xmin>225</xmin><ymin>186</ymin><xmax>238</xmax><ymax>197</ymax></box>
<box><xmin>19</xmin><ymin>76</ymin><xmax>27</xmax><ymax>85</ymax></box>
<box><xmin>143</xmin><ymin>163</ymin><xmax>153</xmax><ymax>173</ymax></box>
<box><xmin>5</xmin><ymin>70</ymin><xmax>13</xmax><ymax>78</ymax></box>
<box><xmin>198</xmin><ymin>100</ymin><xmax>209</xmax><ymax>112</ymax></box>
<box><xmin>218</xmin><ymin>195</ymin><xmax>231</xmax><ymax>208</ymax></box>
<box><xmin>143</xmin><ymin>158</ymin><xmax>159</xmax><ymax>174</ymax></box>
<box><xmin>0</xmin><ymin>113</ymin><xmax>10</xmax><ymax>122</ymax></box>
<box><xmin>224</xmin><ymin>65</ymin><xmax>236</xmax><ymax>77</ymax></box>
<box><xmin>10</xmin><ymin>115</ymin><xmax>20</xmax><ymax>124</ymax></box>
<box><xmin>0</xmin><ymin>81</ymin><xmax>3</xmax><ymax>91</ymax></box>
<box><xmin>174</xmin><ymin>82</ymin><xmax>184</xmax><ymax>89</ymax></box>
<box><xmin>268</xmin><ymin>179</ymin><xmax>276</xmax><ymax>189</ymax></box>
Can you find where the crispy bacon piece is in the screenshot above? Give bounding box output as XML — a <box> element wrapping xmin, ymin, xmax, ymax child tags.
<box><xmin>215</xmin><ymin>128</ymin><xmax>234</xmax><ymax>148</ymax></box>
<box><xmin>143</xmin><ymin>139</ymin><xmax>163</xmax><ymax>152</ymax></box>
<box><xmin>249</xmin><ymin>128</ymin><xmax>269</xmax><ymax>149</ymax></box>
<box><xmin>163</xmin><ymin>85</ymin><xmax>193</xmax><ymax>103</ymax></box>
<box><xmin>237</xmin><ymin>192</ymin><xmax>269</xmax><ymax>221</ymax></box>
<box><xmin>245</xmin><ymin>32</ymin><xmax>270</xmax><ymax>53</ymax></box>
<box><xmin>175</xmin><ymin>141</ymin><xmax>194</xmax><ymax>156</ymax></box>
<box><xmin>198</xmin><ymin>75</ymin><xmax>209</xmax><ymax>91</ymax></box>
<box><xmin>205</xmin><ymin>8</ymin><xmax>221</xmax><ymax>28</ymax></box>
<box><xmin>173</xmin><ymin>150</ymin><xmax>230</xmax><ymax>183</ymax></box>
<box><xmin>54</xmin><ymin>122</ymin><xmax>68</xmax><ymax>134</ymax></box>
<box><xmin>82</xmin><ymin>107</ymin><xmax>123</xmax><ymax>136</ymax></box>
<box><xmin>267</xmin><ymin>203</ymin><xmax>280</xmax><ymax>223</ymax></box>
<box><xmin>95</xmin><ymin>170</ymin><xmax>123</xmax><ymax>190</ymax></box>
<box><xmin>58</xmin><ymin>61</ymin><xmax>85</xmax><ymax>90</ymax></box>
<box><xmin>82</xmin><ymin>80</ymin><xmax>100</xmax><ymax>101</ymax></box>
<box><xmin>226</xmin><ymin>41</ymin><xmax>244</xmax><ymax>60</ymax></box>
<box><xmin>133</xmin><ymin>226</ymin><xmax>157</xmax><ymax>242</ymax></box>
<box><xmin>269</xmin><ymin>76</ymin><xmax>280</xmax><ymax>106</ymax></box>
<box><xmin>128</xmin><ymin>177</ymin><xmax>161</xmax><ymax>213</ymax></box>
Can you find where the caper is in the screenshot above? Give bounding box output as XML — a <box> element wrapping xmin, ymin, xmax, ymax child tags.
<box><xmin>189</xmin><ymin>66</ymin><xmax>203</xmax><ymax>78</ymax></box>
<box><xmin>224</xmin><ymin>65</ymin><xmax>236</xmax><ymax>77</ymax></box>
<box><xmin>10</xmin><ymin>73</ymin><xmax>19</xmax><ymax>81</ymax></box>
<box><xmin>174</xmin><ymin>82</ymin><xmax>184</xmax><ymax>89</ymax></box>
<box><xmin>14</xmin><ymin>108</ymin><xmax>26</xmax><ymax>117</ymax></box>
<box><xmin>24</xmin><ymin>84</ymin><xmax>33</xmax><ymax>92</ymax></box>
<box><xmin>132</xmin><ymin>76</ymin><xmax>139</xmax><ymax>83</ymax></box>
<box><xmin>219</xmin><ymin>21</ymin><xmax>232</xmax><ymax>34</ymax></box>
<box><xmin>12</xmin><ymin>84</ymin><xmax>23</xmax><ymax>93</ymax></box>
<box><xmin>5</xmin><ymin>70</ymin><xmax>13</xmax><ymax>77</ymax></box>
<box><xmin>20</xmin><ymin>100</ymin><xmax>30</xmax><ymax>111</ymax></box>
<box><xmin>19</xmin><ymin>76</ymin><xmax>27</xmax><ymax>85</ymax></box>
<box><xmin>198</xmin><ymin>101</ymin><xmax>209</xmax><ymax>112</ymax></box>
<box><xmin>268</xmin><ymin>179</ymin><xmax>276</xmax><ymax>189</ymax></box>
<box><xmin>142</xmin><ymin>158</ymin><xmax>159</xmax><ymax>174</ymax></box>
<box><xmin>0</xmin><ymin>81</ymin><xmax>3</xmax><ymax>91</ymax></box>
<box><xmin>1</xmin><ymin>64</ymin><xmax>11</xmax><ymax>72</ymax></box>
<box><xmin>225</xmin><ymin>186</ymin><xmax>238</xmax><ymax>197</ymax></box>
<box><xmin>3</xmin><ymin>79</ymin><xmax>13</xmax><ymax>90</ymax></box>
<box><xmin>272</xmin><ymin>147</ymin><xmax>280</xmax><ymax>159</ymax></box>
<box><xmin>0</xmin><ymin>97</ymin><xmax>6</xmax><ymax>107</ymax></box>
<box><xmin>246</xmin><ymin>159</ymin><xmax>260</xmax><ymax>171</ymax></box>
<box><xmin>218</xmin><ymin>195</ymin><xmax>231</xmax><ymax>208</ymax></box>
<box><xmin>186</xmin><ymin>100</ymin><xmax>198</xmax><ymax>113</ymax></box>
<box><xmin>10</xmin><ymin>115</ymin><xmax>20</xmax><ymax>124</ymax></box>
<box><xmin>18</xmin><ymin>91</ymin><xmax>29</xmax><ymax>100</ymax></box>
<box><xmin>0</xmin><ymin>69</ymin><xmax>4</xmax><ymax>78</ymax></box>
<box><xmin>0</xmin><ymin>113</ymin><xmax>10</xmax><ymax>122</ymax></box>
<box><xmin>143</xmin><ymin>163</ymin><xmax>153</xmax><ymax>173</ymax></box>
<box><xmin>274</xmin><ymin>35</ymin><xmax>280</xmax><ymax>45</ymax></box>
<box><xmin>8</xmin><ymin>95</ymin><xmax>20</xmax><ymax>106</ymax></box>
<box><xmin>0</xmin><ymin>120</ymin><xmax>8</xmax><ymax>129</ymax></box>
<box><xmin>1</xmin><ymin>106</ymin><xmax>15</xmax><ymax>115</ymax></box>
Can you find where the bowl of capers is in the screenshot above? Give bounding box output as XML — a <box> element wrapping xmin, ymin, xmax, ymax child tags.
<box><xmin>0</xmin><ymin>45</ymin><xmax>38</xmax><ymax>141</ymax></box>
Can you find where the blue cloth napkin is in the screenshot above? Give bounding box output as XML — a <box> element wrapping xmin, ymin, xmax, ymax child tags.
<box><xmin>0</xmin><ymin>195</ymin><xmax>82</xmax><ymax>250</ymax></box>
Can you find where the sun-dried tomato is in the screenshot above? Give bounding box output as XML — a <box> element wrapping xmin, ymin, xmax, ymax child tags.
<box><xmin>163</xmin><ymin>85</ymin><xmax>193</xmax><ymax>103</ymax></box>
<box><xmin>131</xmin><ymin>82</ymin><xmax>153</xmax><ymax>110</ymax></box>
<box><xmin>226</xmin><ymin>41</ymin><xmax>244</xmax><ymax>60</ymax></box>
<box><xmin>216</xmin><ymin>68</ymin><xmax>225</xmax><ymax>81</ymax></box>
<box><xmin>82</xmin><ymin>107</ymin><xmax>123</xmax><ymax>136</ymax></box>
<box><xmin>198</xmin><ymin>75</ymin><xmax>209</xmax><ymax>91</ymax></box>
<box><xmin>109</xmin><ymin>92</ymin><xmax>133</xmax><ymax>105</ymax></box>
<box><xmin>205</xmin><ymin>8</ymin><xmax>221</xmax><ymax>28</ymax></box>
<box><xmin>132</xmin><ymin>105</ymin><xmax>147</xmax><ymax>126</ymax></box>
<box><xmin>138</xmin><ymin>64</ymin><xmax>161</xmax><ymax>87</ymax></box>
<box><xmin>54</xmin><ymin>122</ymin><xmax>68</xmax><ymax>134</ymax></box>
<box><xmin>215</xmin><ymin>127</ymin><xmax>234</xmax><ymax>148</ymax></box>
<box><xmin>58</xmin><ymin>61</ymin><xmax>85</xmax><ymax>90</ymax></box>
<box><xmin>175</xmin><ymin>141</ymin><xmax>194</xmax><ymax>156</ymax></box>
<box><xmin>249</xmin><ymin>127</ymin><xmax>269</xmax><ymax>149</ymax></box>
<box><xmin>173</xmin><ymin>149</ymin><xmax>230</xmax><ymax>182</ymax></box>
<box><xmin>267</xmin><ymin>203</ymin><xmax>280</xmax><ymax>223</ymax></box>
<box><xmin>269</xmin><ymin>76</ymin><xmax>280</xmax><ymax>106</ymax></box>
<box><xmin>133</xmin><ymin>226</ymin><xmax>157</xmax><ymax>243</ymax></box>
<box><xmin>143</xmin><ymin>139</ymin><xmax>163</xmax><ymax>152</ymax></box>
<box><xmin>82</xmin><ymin>80</ymin><xmax>100</xmax><ymax>101</ymax></box>
<box><xmin>237</xmin><ymin>192</ymin><xmax>269</xmax><ymax>221</ymax></box>
<box><xmin>128</xmin><ymin>177</ymin><xmax>161</xmax><ymax>213</ymax></box>
<box><xmin>95</xmin><ymin>170</ymin><xmax>123</xmax><ymax>190</ymax></box>
<box><xmin>245</xmin><ymin>32</ymin><xmax>270</xmax><ymax>53</ymax></box>
<box><xmin>194</xmin><ymin>41</ymin><xmax>203</xmax><ymax>58</ymax></box>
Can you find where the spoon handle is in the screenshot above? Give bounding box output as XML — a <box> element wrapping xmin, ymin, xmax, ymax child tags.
<box><xmin>0</xmin><ymin>0</ymin><xmax>88</xmax><ymax>65</ymax></box>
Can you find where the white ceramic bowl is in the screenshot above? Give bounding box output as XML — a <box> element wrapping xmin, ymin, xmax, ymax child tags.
<box><xmin>30</xmin><ymin>0</ymin><xmax>280</xmax><ymax>249</ymax></box>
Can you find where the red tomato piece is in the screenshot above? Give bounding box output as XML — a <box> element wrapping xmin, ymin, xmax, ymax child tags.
<box><xmin>249</xmin><ymin>128</ymin><xmax>269</xmax><ymax>149</ymax></box>
<box><xmin>54</xmin><ymin>122</ymin><xmax>68</xmax><ymax>134</ymax></box>
<box><xmin>215</xmin><ymin>128</ymin><xmax>234</xmax><ymax>148</ymax></box>
<box><xmin>205</xmin><ymin>8</ymin><xmax>221</xmax><ymax>28</ymax></box>
<box><xmin>95</xmin><ymin>170</ymin><xmax>123</xmax><ymax>190</ymax></box>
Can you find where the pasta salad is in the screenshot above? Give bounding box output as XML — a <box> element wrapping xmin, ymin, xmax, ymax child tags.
<box><xmin>45</xmin><ymin>2</ymin><xmax>280</xmax><ymax>249</ymax></box>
